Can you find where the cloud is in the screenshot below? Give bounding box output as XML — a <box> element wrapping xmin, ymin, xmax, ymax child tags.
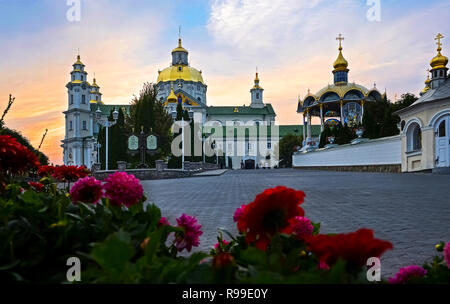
<box><xmin>203</xmin><ymin>0</ymin><xmax>450</xmax><ymax>122</ymax></box>
<box><xmin>0</xmin><ymin>0</ymin><xmax>167</xmax><ymax>164</ymax></box>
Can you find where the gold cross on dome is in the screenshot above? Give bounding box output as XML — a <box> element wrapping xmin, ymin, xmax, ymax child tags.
<box><xmin>336</xmin><ymin>34</ymin><xmax>344</xmax><ymax>48</ymax></box>
<box><xmin>435</xmin><ymin>33</ymin><xmax>444</xmax><ymax>50</ymax></box>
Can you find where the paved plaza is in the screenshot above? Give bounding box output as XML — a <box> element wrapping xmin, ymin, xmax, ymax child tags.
<box><xmin>142</xmin><ymin>169</ymin><xmax>450</xmax><ymax>278</ymax></box>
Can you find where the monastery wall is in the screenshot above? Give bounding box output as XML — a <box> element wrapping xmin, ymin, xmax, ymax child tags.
<box><xmin>293</xmin><ymin>135</ymin><xmax>402</xmax><ymax>173</ymax></box>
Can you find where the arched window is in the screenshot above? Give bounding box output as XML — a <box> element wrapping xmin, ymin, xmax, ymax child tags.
<box><xmin>406</xmin><ymin>122</ymin><xmax>422</xmax><ymax>152</ymax></box>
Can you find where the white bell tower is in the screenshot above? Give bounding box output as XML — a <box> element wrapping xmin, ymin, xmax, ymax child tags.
<box><xmin>61</xmin><ymin>54</ymin><xmax>96</xmax><ymax>168</ymax></box>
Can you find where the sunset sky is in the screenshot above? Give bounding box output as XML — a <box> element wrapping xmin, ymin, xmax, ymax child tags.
<box><xmin>0</xmin><ymin>0</ymin><xmax>449</xmax><ymax>164</ymax></box>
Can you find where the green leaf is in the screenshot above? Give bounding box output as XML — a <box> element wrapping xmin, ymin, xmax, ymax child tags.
<box><xmin>91</xmin><ymin>231</ymin><xmax>134</xmax><ymax>279</ymax></box>
<box><xmin>239</xmin><ymin>247</ymin><xmax>266</xmax><ymax>267</ymax></box>
<box><xmin>312</xmin><ymin>222</ymin><xmax>321</xmax><ymax>235</ymax></box>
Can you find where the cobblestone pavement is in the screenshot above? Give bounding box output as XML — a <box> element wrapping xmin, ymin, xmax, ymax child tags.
<box><xmin>141</xmin><ymin>169</ymin><xmax>450</xmax><ymax>278</ymax></box>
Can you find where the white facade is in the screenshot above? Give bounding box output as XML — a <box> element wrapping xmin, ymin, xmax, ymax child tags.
<box><xmin>395</xmin><ymin>34</ymin><xmax>449</xmax><ymax>172</ymax></box>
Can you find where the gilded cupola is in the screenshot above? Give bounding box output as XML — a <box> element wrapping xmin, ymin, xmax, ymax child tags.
<box><xmin>166</xmin><ymin>84</ymin><xmax>178</xmax><ymax>103</ymax></box>
<box><xmin>430</xmin><ymin>33</ymin><xmax>448</xmax><ymax>70</ymax></box>
<box><xmin>333</xmin><ymin>34</ymin><xmax>349</xmax><ymax>72</ymax></box>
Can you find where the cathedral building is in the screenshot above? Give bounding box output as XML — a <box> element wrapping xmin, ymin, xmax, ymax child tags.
<box><xmin>62</xmin><ymin>39</ymin><xmax>316</xmax><ymax>169</ymax></box>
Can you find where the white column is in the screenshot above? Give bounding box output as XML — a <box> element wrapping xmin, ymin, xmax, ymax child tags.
<box><xmin>320</xmin><ymin>104</ymin><xmax>324</xmax><ymax>132</ymax></box>
<box><xmin>75</xmin><ymin>114</ymin><xmax>80</xmax><ymax>137</ymax></box>
<box><xmin>302</xmin><ymin>113</ymin><xmax>306</xmax><ymax>142</ymax></box>
<box><xmin>340</xmin><ymin>100</ymin><xmax>344</xmax><ymax>126</ymax></box>
<box><xmin>181</xmin><ymin>116</ymin><xmax>185</xmax><ymax>170</ymax></box>
<box><xmin>361</xmin><ymin>100</ymin><xmax>365</xmax><ymax>124</ymax></box>
<box><xmin>307</xmin><ymin>111</ymin><xmax>312</xmax><ymax>139</ymax></box>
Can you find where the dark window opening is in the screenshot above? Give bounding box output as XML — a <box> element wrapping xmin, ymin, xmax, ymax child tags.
<box><xmin>439</xmin><ymin>121</ymin><xmax>446</xmax><ymax>137</ymax></box>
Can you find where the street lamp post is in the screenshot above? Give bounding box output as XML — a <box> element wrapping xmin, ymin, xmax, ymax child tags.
<box><xmin>95</xmin><ymin>107</ymin><xmax>119</xmax><ymax>171</ymax></box>
<box><xmin>181</xmin><ymin>115</ymin><xmax>184</xmax><ymax>171</ymax></box>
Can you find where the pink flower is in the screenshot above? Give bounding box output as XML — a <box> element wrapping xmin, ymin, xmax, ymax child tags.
<box><xmin>70</xmin><ymin>176</ymin><xmax>103</xmax><ymax>204</ymax></box>
<box><xmin>286</xmin><ymin>216</ymin><xmax>314</xmax><ymax>240</ymax></box>
<box><xmin>233</xmin><ymin>205</ymin><xmax>246</xmax><ymax>223</ymax></box>
<box><xmin>214</xmin><ymin>239</ymin><xmax>230</xmax><ymax>250</ymax></box>
<box><xmin>388</xmin><ymin>265</ymin><xmax>427</xmax><ymax>284</ymax></box>
<box><xmin>103</xmin><ymin>172</ymin><xmax>144</xmax><ymax>207</ymax></box>
<box><xmin>319</xmin><ymin>261</ymin><xmax>330</xmax><ymax>271</ymax></box>
<box><xmin>175</xmin><ymin>214</ymin><xmax>203</xmax><ymax>252</ymax></box>
<box><xmin>444</xmin><ymin>242</ymin><xmax>450</xmax><ymax>269</ymax></box>
<box><xmin>158</xmin><ymin>217</ymin><xmax>170</xmax><ymax>227</ymax></box>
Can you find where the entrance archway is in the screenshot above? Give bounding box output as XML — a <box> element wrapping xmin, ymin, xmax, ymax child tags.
<box><xmin>244</xmin><ymin>159</ymin><xmax>255</xmax><ymax>169</ymax></box>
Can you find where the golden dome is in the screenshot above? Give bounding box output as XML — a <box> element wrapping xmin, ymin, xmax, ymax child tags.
<box><xmin>421</xmin><ymin>86</ymin><xmax>430</xmax><ymax>95</ymax></box>
<box><xmin>157</xmin><ymin>65</ymin><xmax>205</xmax><ymax>84</ymax></box>
<box><xmin>172</xmin><ymin>38</ymin><xmax>188</xmax><ymax>54</ymax></box>
<box><xmin>91</xmin><ymin>78</ymin><xmax>99</xmax><ymax>88</ymax></box>
<box><xmin>74</xmin><ymin>55</ymin><xmax>84</xmax><ymax>66</ymax></box>
<box><xmin>166</xmin><ymin>85</ymin><xmax>178</xmax><ymax>103</ymax></box>
<box><xmin>425</xmin><ymin>73</ymin><xmax>431</xmax><ymax>85</ymax></box>
<box><xmin>430</xmin><ymin>33</ymin><xmax>448</xmax><ymax>69</ymax></box>
<box><xmin>333</xmin><ymin>45</ymin><xmax>348</xmax><ymax>72</ymax></box>
<box><xmin>252</xmin><ymin>72</ymin><xmax>263</xmax><ymax>89</ymax></box>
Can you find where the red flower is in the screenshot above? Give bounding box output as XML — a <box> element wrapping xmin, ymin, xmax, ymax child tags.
<box><xmin>237</xmin><ymin>186</ymin><xmax>305</xmax><ymax>250</ymax></box>
<box><xmin>305</xmin><ymin>228</ymin><xmax>393</xmax><ymax>270</ymax></box>
<box><xmin>38</xmin><ymin>165</ymin><xmax>55</xmax><ymax>177</ymax></box>
<box><xmin>0</xmin><ymin>135</ymin><xmax>40</xmax><ymax>174</ymax></box>
<box><xmin>51</xmin><ymin>165</ymin><xmax>89</xmax><ymax>182</ymax></box>
<box><xmin>212</xmin><ymin>252</ymin><xmax>234</xmax><ymax>269</ymax></box>
<box><xmin>28</xmin><ymin>181</ymin><xmax>44</xmax><ymax>192</ymax></box>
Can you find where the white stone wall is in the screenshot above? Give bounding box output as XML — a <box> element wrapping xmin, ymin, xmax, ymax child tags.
<box><xmin>293</xmin><ymin>136</ymin><xmax>401</xmax><ymax>167</ymax></box>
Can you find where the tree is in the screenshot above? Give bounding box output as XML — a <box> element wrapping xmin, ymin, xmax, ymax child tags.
<box><xmin>362</xmin><ymin>93</ymin><xmax>418</xmax><ymax>139</ymax></box>
<box><xmin>277</xmin><ymin>134</ymin><xmax>302</xmax><ymax>168</ymax></box>
<box><xmin>128</xmin><ymin>83</ymin><xmax>174</xmax><ymax>166</ymax></box>
<box><xmin>335</xmin><ymin>123</ymin><xmax>355</xmax><ymax>145</ymax></box>
<box><xmin>319</xmin><ymin>125</ymin><xmax>332</xmax><ymax>148</ymax></box>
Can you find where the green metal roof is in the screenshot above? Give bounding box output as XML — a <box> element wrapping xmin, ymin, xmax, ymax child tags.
<box><xmin>278</xmin><ymin>125</ymin><xmax>321</xmax><ymax>137</ymax></box>
<box><xmin>90</xmin><ymin>103</ymin><xmax>131</xmax><ymax>115</ymax></box>
<box><xmin>206</xmin><ymin>104</ymin><xmax>275</xmax><ymax>116</ymax></box>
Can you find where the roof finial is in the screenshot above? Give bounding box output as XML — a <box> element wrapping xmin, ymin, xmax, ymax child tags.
<box><xmin>178</xmin><ymin>25</ymin><xmax>182</xmax><ymax>47</ymax></box>
<box><xmin>336</xmin><ymin>34</ymin><xmax>344</xmax><ymax>51</ymax></box>
<box><xmin>436</xmin><ymin>33</ymin><xmax>444</xmax><ymax>52</ymax></box>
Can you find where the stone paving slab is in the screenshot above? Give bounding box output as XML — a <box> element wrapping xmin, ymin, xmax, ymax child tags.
<box><xmin>141</xmin><ymin>169</ymin><xmax>450</xmax><ymax>278</ymax></box>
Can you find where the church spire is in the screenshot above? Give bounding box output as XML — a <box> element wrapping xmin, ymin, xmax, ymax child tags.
<box><xmin>171</xmin><ymin>32</ymin><xmax>189</xmax><ymax>66</ymax></box>
<box><xmin>250</xmin><ymin>69</ymin><xmax>264</xmax><ymax>108</ymax></box>
<box><xmin>333</xmin><ymin>34</ymin><xmax>349</xmax><ymax>84</ymax></box>
<box><xmin>429</xmin><ymin>33</ymin><xmax>448</xmax><ymax>89</ymax></box>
